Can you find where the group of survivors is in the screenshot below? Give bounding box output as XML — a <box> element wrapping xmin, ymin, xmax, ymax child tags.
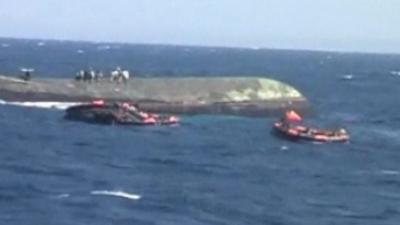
<box><xmin>75</xmin><ymin>67</ymin><xmax>131</xmax><ymax>83</ymax></box>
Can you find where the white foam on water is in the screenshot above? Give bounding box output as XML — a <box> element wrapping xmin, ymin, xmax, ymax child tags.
<box><xmin>97</xmin><ymin>45</ymin><xmax>111</xmax><ymax>50</ymax></box>
<box><xmin>379</xmin><ymin>170</ymin><xmax>400</xmax><ymax>175</ymax></box>
<box><xmin>280</xmin><ymin>145</ymin><xmax>289</xmax><ymax>151</ymax></box>
<box><xmin>354</xmin><ymin>169</ymin><xmax>400</xmax><ymax>177</ymax></box>
<box><xmin>90</xmin><ymin>190</ymin><xmax>141</xmax><ymax>200</ymax></box>
<box><xmin>0</xmin><ymin>100</ymin><xmax>81</xmax><ymax>110</ymax></box>
<box><xmin>390</xmin><ymin>71</ymin><xmax>400</xmax><ymax>76</ymax></box>
<box><xmin>329</xmin><ymin>208</ymin><xmax>360</xmax><ymax>218</ymax></box>
<box><xmin>77</xmin><ymin>49</ymin><xmax>85</xmax><ymax>54</ymax></box>
<box><xmin>377</xmin><ymin>191</ymin><xmax>400</xmax><ymax>200</ymax></box>
<box><xmin>1</xmin><ymin>43</ymin><xmax>10</xmax><ymax>48</ymax></box>
<box><xmin>371</xmin><ymin>127</ymin><xmax>400</xmax><ymax>139</ymax></box>
<box><xmin>341</xmin><ymin>74</ymin><xmax>354</xmax><ymax>80</ymax></box>
<box><xmin>55</xmin><ymin>193</ymin><xmax>70</xmax><ymax>199</ymax></box>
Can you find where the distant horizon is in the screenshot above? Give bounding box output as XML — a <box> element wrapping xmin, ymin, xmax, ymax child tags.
<box><xmin>2</xmin><ymin>1</ymin><xmax>400</xmax><ymax>54</ymax></box>
<box><xmin>2</xmin><ymin>35</ymin><xmax>400</xmax><ymax>56</ymax></box>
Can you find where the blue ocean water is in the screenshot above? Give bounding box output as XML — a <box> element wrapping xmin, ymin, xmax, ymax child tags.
<box><xmin>1</xmin><ymin>38</ymin><xmax>400</xmax><ymax>225</ymax></box>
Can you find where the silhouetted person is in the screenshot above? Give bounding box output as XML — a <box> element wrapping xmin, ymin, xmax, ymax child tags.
<box><xmin>20</xmin><ymin>68</ymin><xmax>34</xmax><ymax>81</ymax></box>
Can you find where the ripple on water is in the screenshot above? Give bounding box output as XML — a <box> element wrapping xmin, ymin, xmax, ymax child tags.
<box><xmin>328</xmin><ymin>207</ymin><xmax>400</xmax><ymax>221</ymax></box>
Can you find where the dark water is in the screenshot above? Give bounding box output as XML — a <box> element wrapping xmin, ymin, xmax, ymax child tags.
<box><xmin>1</xmin><ymin>38</ymin><xmax>400</xmax><ymax>225</ymax></box>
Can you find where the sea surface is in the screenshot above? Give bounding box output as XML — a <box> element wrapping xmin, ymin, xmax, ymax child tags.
<box><xmin>1</xmin><ymin>38</ymin><xmax>400</xmax><ymax>225</ymax></box>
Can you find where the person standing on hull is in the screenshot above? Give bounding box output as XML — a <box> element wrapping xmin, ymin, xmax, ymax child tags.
<box><xmin>89</xmin><ymin>68</ymin><xmax>96</xmax><ymax>82</ymax></box>
<box><xmin>20</xmin><ymin>68</ymin><xmax>34</xmax><ymax>81</ymax></box>
<box><xmin>110</xmin><ymin>67</ymin><xmax>121</xmax><ymax>82</ymax></box>
<box><xmin>75</xmin><ymin>70</ymin><xmax>84</xmax><ymax>81</ymax></box>
<box><xmin>121</xmin><ymin>69</ymin><xmax>130</xmax><ymax>84</ymax></box>
<box><xmin>110</xmin><ymin>67</ymin><xmax>130</xmax><ymax>84</ymax></box>
<box><xmin>83</xmin><ymin>70</ymin><xmax>90</xmax><ymax>82</ymax></box>
<box><xmin>95</xmin><ymin>70</ymin><xmax>104</xmax><ymax>82</ymax></box>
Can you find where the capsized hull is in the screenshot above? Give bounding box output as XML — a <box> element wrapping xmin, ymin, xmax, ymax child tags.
<box><xmin>0</xmin><ymin>75</ymin><xmax>310</xmax><ymax>116</ymax></box>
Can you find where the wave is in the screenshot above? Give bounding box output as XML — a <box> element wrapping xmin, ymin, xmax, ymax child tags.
<box><xmin>55</xmin><ymin>193</ymin><xmax>70</xmax><ymax>199</ymax></box>
<box><xmin>305</xmin><ymin>198</ymin><xmax>345</xmax><ymax>208</ymax></box>
<box><xmin>379</xmin><ymin>170</ymin><xmax>400</xmax><ymax>175</ymax></box>
<box><xmin>53</xmin><ymin>190</ymin><xmax>141</xmax><ymax>200</ymax></box>
<box><xmin>377</xmin><ymin>191</ymin><xmax>400</xmax><ymax>200</ymax></box>
<box><xmin>354</xmin><ymin>169</ymin><xmax>400</xmax><ymax>177</ymax></box>
<box><xmin>280</xmin><ymin>145</ymin><xmax>289</xmax><ymax>151</ymax></box>
<box><xmin>90</xmin><ymin>190</ymin><xmax>141</xmax><ymax>200</ymax></box>
<box><xmin>96</xmin><ymin>45</ymin><xmax>111</xmax><ymax>50</ymax></box>
<box><xmin>340</xmin><ymin>74</ymin><xmax>355</xmax><ymax>80</ymax></box>
<box><xmin>370</xmin><ymin>127</ymin><xmax>400</xmax><ymax>139</ymax></box>
<box><xmin>390</xmin><ymin>71</ymin><xmax>400</xmax><ymax>76</ymax></box>
<box><xmin>0</xmin><ymin>100</ymin><xmax>81</xmax><ymax>110</ymax></box>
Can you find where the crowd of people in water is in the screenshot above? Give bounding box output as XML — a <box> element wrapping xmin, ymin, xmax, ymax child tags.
<box><xmin>75</xmin><ymin>67</ymin><xmax>131</xmax><ymax>83</ymax></box>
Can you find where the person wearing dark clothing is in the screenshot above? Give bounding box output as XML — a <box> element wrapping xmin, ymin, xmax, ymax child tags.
<box><xmin>20</xmin><ymin>68</ymin><xmax>34</xmax><ymax>81</ymax></box>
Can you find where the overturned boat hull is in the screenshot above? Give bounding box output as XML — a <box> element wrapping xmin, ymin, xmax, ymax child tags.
<box><xmin>0</xmin><ymin>75</ymin><xmax>310</xmax><ymax>116</ymax></box>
